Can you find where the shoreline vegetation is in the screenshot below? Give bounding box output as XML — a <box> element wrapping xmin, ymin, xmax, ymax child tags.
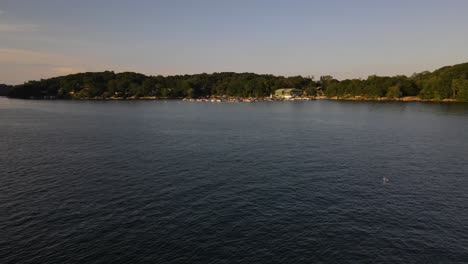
<box><xmin>10</xmin><ymin>95</ymin><xmax>460</xmax><ymax>103</ymax></box>
<box><xmin>3</xmin><ymin>62</ymin><xmax>468</xmax><ymax>102</ymax></box>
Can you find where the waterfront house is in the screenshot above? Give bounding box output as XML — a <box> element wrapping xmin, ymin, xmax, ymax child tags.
<box><xmin>274</xmin><ymin>88</ymin><xmax>303</xmax><ymax>99</ymax></box>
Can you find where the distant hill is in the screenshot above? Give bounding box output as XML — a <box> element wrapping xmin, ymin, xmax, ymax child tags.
<box><xmin>6</xmin><ymin>62</ymin><xmax>468</xmax><ymax>101</ymax></box>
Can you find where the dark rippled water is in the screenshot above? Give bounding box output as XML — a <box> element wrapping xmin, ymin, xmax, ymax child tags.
<box><xmin>1</xmin><ymin>98</ymin><xmax>468</xmax><ymax>263</ymax></box>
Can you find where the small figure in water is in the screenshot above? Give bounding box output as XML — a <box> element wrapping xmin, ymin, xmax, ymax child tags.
<box><xmin>383</xmin><ymin>176</ymin><xmax>389</xmax><ymax>184</ymax></box>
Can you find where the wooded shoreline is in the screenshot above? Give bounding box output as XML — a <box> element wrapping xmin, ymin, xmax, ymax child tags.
<box><xmin>4</xmin><ymin>95</ymin><xmax>463</xmax><ymax>103</ymax></box>
<box><xmin>3</xmin><ymin>62</ymin><xmax>468</xmax><ymax>102</ymax></box>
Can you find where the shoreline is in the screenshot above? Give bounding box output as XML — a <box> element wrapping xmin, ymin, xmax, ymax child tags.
<box><xmin>3</xmin><ymin>95</ymin><xmax>464</xmax><ymax>103</ymax></box>
<box><xmin>314</xmin><ymin>96</ymin><xmax>460</xmax><ymax>103</ymax></box>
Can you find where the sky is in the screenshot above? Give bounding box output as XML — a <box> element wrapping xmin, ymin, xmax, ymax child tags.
<box><xmin>1</xmin><ymin>0</ymin><xmax>468</xmax><ymax>84</ymax></box>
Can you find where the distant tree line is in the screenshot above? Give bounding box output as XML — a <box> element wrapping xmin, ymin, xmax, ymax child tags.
<box><xmin>323</xmin><ymin>63</ymin><xmax>468</xmax><ymax>101</ymax></box>
<box><xmin>5</xmin><ymin>62</ymin><xmax>468</xmax><ymax>101</ymax></box>
<box><xmin>7</xmin><ymin>72</ymin><xmax>317</xmax><ymax>99</ymax></box>
<box><xmin>0</xmin><ymin>84</ymin><xmax>12</xmax><ymax>96</ymax></box>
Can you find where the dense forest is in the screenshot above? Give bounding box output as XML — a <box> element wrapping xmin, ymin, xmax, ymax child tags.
<box><xmin>323</xmin><ymin>62</ymin><xmax>468</xmax><ymax>101</ymax></box>
<box><xmin>7</xmin><ymin>72</ymin><xmax>317</xmax><ymax>99</ymax></box>
<box><xmin>5</xmin><ymin>62</ymin><xmax>468</xmax><ymax>101</ymax></box>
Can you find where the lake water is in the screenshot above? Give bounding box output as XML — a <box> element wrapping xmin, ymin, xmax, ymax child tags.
<box><xmin>1</xmin><ymin>97</ymin><xmax>468</xmax><ymax>263</ymax></box>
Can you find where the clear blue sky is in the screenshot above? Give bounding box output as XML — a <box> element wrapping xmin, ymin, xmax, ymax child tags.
<box><xmin>1</xmin><ymin>0</ymin><xmax>468</xmax><ymax>84</ymax></box>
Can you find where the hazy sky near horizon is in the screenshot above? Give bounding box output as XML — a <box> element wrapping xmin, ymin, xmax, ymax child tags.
<box><xmin>1</xmin><ymin>0</ymin><xmax>468</xmax><ymax>84</ymax></box>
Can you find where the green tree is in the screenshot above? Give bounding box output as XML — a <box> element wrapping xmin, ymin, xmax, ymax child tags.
<box><xmin>386</xmin><ymin>85</ymin><xmax>402</xmax><ymax>99</ymax></box>
<box><xmin>452</xmin><ymin>79</ymin><xmax>468</xmax><ymax>101</ymax></box>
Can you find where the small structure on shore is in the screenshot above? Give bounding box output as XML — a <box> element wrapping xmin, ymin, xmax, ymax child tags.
<box><xmin>274</xmin><ymin>88</ymin><xmax>302</xmax><ymax>99</ymax></box>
